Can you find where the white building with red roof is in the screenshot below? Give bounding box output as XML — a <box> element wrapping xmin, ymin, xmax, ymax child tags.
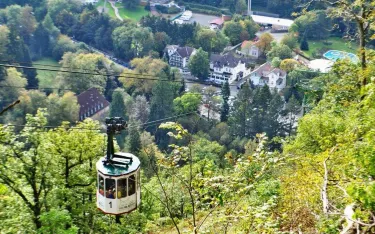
<box><xmin>250</xmin><ymin>62</ymin><xmax>286</xmax><ymax>91</ymax></box>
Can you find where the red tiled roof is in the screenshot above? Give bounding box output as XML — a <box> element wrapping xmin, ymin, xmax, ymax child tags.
<box><xmin>77</xmin><ymin>87</ymin><xmax>109</xmax><ymax>120</ymax></box>
<box><xmin>241</xmin><ymin>40</ymin><xmax>260</xmax><ymax>49</ymax></box>
<box><xmin>210</xmin><ymin>18</ymin><xmax>224</xmax><ymax>25</ymax></box>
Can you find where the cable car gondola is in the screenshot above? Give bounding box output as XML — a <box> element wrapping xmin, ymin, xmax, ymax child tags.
<box><xmin>96</xmin><ymin>117</ymin><xmax>141</xmax><ymax>215</ymax></box>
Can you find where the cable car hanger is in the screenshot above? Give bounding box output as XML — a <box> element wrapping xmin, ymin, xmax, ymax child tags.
<box><xmin>104</xmin><ymin>117</ymin><xmax>133</xmax><ymax>169</ymax></box>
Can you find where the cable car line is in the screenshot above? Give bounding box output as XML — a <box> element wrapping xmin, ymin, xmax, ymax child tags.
<box><xmin>1</xmin><ymin>111</ymin><xmax>198</xmax><ymax>131</ymax></box>
<box><xmin>0</xmin><ymin>64</ymin><xmax>243</xmax><ymax>87</ymax></box>
<box><xmin>1</xmin><ymin>61</ymin><xmax>159</xmax><ymax>78</ymax></box>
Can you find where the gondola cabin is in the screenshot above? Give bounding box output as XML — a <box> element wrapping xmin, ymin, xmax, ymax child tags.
<box><xmin>96</xmin><ymin>117</ymin><xmax>141</xmax><ymax>215</ymax></box>
<box><xmin>96</xmin><ymin>153</ymin><xmax>141</xmax><ymax>215</ymax></box>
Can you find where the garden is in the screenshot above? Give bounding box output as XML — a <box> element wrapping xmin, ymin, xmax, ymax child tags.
<box><xmin>302</xmin><ymin>37</ymin><xmax>358</xmax><ymax>59</ymax></box>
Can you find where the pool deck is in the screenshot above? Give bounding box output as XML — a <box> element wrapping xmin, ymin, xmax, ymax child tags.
<box><xmin>323</xmin><ymin>50</ymin><xmax>359</xmax><ymax>63</ymax></box>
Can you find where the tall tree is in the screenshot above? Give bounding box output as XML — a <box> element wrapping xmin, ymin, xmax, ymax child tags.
<box><xmin>300</xmin><ymin>35</ymin><xmax>309</xmax><ymax>51</ymax></box>
<box><xmin>173</xmin><ymin>92</ymin><xmax>202</xmax><ymax>115</ymax></box>
<box><xmin>110</xmin><ymin>92</ymin><xmax>127</xmax><ymax>119</ymax></box>
<box><xmin>257</xmin><ymin>32</ymin><xmax>274</xmax><ymax>53</ymax></box>
<box><xmin>0</xmin><ymin>111</ymin><xmax>54</xmax><ymax>229</ymax></box>
<box><xmin>110</xmin><ymin>91</ymin><xmax>127</xmax><ymax>149</ymax></box>
<box><xmin>46</xmin><ymin>92</ymin><xmax>79</xmax><ymax>126</ymax></box>
<box><xmin>188</xmin><ymin>48</ymin><xmax>209</xmax><ymax>81</ymax></box>
<box><xmin>220</xmin><ymin>81</ymin><xmax>230</xmax><ymax>122</ymax></box>
<box><xmin>229</xmin><ymin>84</ymin><xmax>253</xmax><ymax>137</ymax></box>
<box><xmin>57</xmin><ymin>52</ymin><xmax>113</xmax><ymax>94</ymax></box>
<box><xmin>235</xmin><ymin>0</ymin><xmax>247</xmax><ymax>14</ymax></box>
<box><xmin>119</xmin><ymin>57</ymin><xmax>169</xmax><ymax>98</ymax></box>
<box><xmin>149</xmin><ymin>78</ymin><xmax>178</xmax><ymax>148</ymax></box>
<box><xmin>127</xmin><ymin>125</ymin><xmax>141</xmax><ymax>154</ymax></box>
<box><xmin>123</xmin><ymin>0</ymin><xmax>140</xmax><ymax>9</ymax></box>
<box><xmin>129</xmin><ymin>95</ymin><xmax>150</xmax><ymax>124</ymax></box>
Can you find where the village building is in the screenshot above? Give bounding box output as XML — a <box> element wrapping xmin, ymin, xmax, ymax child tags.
<box><xmin>236</xmin><ymin>40</ymin><xmax>262</xmax><ymax>58</ymax></box>
<box><xmin>209</xmin><ymin>15</ymin><xmax>231</xmax><ymax>30</ymax></box>
<box><xmin>77</xmin><ymin>88</ymin><xmax>110</xmax><ymax>121</ymax></box>
<box><xmin>209</xmin><ymin>53</ymin><xmax>251</xmax><ymax>84</ymax></box>
<box><xmin>250</xmin><ymin>62</ymin><xmax>286</xmax><ymax>91</ymax></box>
<box><xmin>251</xmin><ymin>15</ymin><xmax>293</xmax><ymax>33</ymax></box>
<box><xmin>165</xmin><ymin>45</ymin><xmax>196</xmax><ymax>73</ymax></box>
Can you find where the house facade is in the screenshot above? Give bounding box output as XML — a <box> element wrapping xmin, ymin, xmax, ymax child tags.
<box><xmin>209</xmin><ymin>15</ymin><xmax>231</xmax><ymax>30</ymax></box>
<box><xmin>77</xmin><ymin>88</ymin><xmax>110</xmax><ymax>121</ymax></box>
<box><xmin>209</xmin><ymin>53</ymin><xmax>251</xmax><ymax>84</ymax></box>
<box><xmin>236</xmin><ymin>40</ymin><xmax>261</xmax><ymax>58</ymax></box>
<box><xmin>250</xmin><ymin>62</ymin><xmax>286</xmax><ymax>91</ymax></box>
<box><xmin>167</xmin><ymin>46</ymin><xmax>196</xmax><ymax>73</ymax></box>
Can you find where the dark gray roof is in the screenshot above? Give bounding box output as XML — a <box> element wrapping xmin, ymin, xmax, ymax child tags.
<box><xmin>210</xmin><ymin>53</ymin><xmax>244</xmax><ymax>68</ymax></box>
<box><xmin>77</xmin><ymin>87</ymin><xmax>109</xmax><ymax>117</ymax></box>
<box><xmin>176</xmin><ymin>46</ymin><xmax>195</xmax><ymax>58</ymax></box>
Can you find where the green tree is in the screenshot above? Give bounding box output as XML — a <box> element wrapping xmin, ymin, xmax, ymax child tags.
<box><xmin>300</xmin><ymin>36</ymin><xmax>309</xmax><ymax>51</ymax></box>
<box><xmin>39</xmin><ymin>209</ymin><xmax>78</xmax><ymax>234</ymax></box>
<box><xmin>220</xmin><ymin>81</ymin><xmax>230</xmax><ymax>122</ymax></box>
<box><xmin>223</xmin><ymin>21</ymin><xmax>244</xmax><ymax>45</ymax></box>
<box><xmin>0</xmin><ymin>110</ymin><xmax>54</xmax><ymax>229</ymax></box>
<box><xmin>271</xmin><ymin>57</ymin><xmax>281</xmax><ymax>68</ymax></box>
<box><xmin>267</xmin><ymin>43</ymin><xmax>293</xmax><ymax>60</ymax></box>
<box><xmin>0</xmin><ymin>25</ymin><xmax>10</xmax><ymax>61</ymax></box>
<box><xmin>229</xmin><ymin>84</ymin><xmax>253</xmax><ymax>137</ymax></box>
<box><xmin>129</xmin><ymin>95</ymin><xmax>150</xmax><ymax>124</ymax></box>
<box><xmin>123</xmin><ymin>0</ymin><xmax>140</xmax><ymax>9</ymax></box>
<box><xmin>263</xmin><ymin>91</ymin><xmax>284</xmax><ymax>139</ymax></box>
<box><xmin>188</xmin><ymin>48</ymin><xmax>209</xmax><ymax>81</ymax></box>
<box><xmin>58</xmin><ymin>52</ymin><xmax>113</xmax><ymax>94</ymax></box>
<box><xmin>46</xmin><ymin>92</ymin><xmax>79</xmax><ymax>126</ymax></box>
<box><xmin>257</xmin><ymin>32</ymin><xmax>274</xmax><ymax>53</ymax></box>
<box><xmin>235</xmin><ymin>0</ymin><xmax>247</xmax><ymax>14</ymax></box>
<box><xmin>110</xmin><ymin>92</ymin><xmax>127</xmax><ymax>119</ymax></box>
<box><xmin>127</xmin><ymin>125</ymin><xmax>141</xmax><ymax>154</ymax></box>
<box><xmin>283</xmin><ymin>94</ymin><xmax>301</xmax><ymax>136</ymax></box>
<box><xmin>154</xmin><ymin>32</ymin><xmax>171</xmax><ymax>55</ymax></box>
<box><xmin>280</xmin><ymin>59</ymin><xmax>299</xmax><ymax>72</ymax></box>
<box><xmin>281</xmin><ymin>33</ymin><xmax>298</xmax><ymax>50</ymax></box>
<box><xmin>173</xmin><ymin>92</ymin><xmax>202</xmax><ymax>114</ymax></box>
<box><xmin>149</xmin><ymin>77</ymin><xmax>179</xmax><ymax>148</ymax></box>
<box><xmin>52</xmin><ymin>35</ymin><xmax>78</xmax><ymax>60</ymax></box>
<box><xmin>119</xmin><ymin>57</ymin><xmax>170</xmax><ymax>97</ymax></box>
<box><xmin>110</xmin><ymin>91</ymin><xmax>127</xmax><ymax>149</ymax></box>
<box><xmin>0</xmin><ymin>68</ymin><xmax>27</xmax><ymax>108</ymax></box>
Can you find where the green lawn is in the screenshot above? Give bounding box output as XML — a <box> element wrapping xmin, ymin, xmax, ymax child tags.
<box><xmin>96</xmin><ymin>0</ymin><xmax>115</xmax><ymax>18</ymax></box>
<box><xmin>302</xmin><ymin>37</ymin><xmax>358</xmax><ymax>58</ymax></box>
<box><xmin>33</xmin><ymin>57</ymin><xmax>60</xmax><ymax>89</ymax></box>
<box><xmin>115</xmin><ymin>3</ymin><xmax>149</xmax><ymax>21</ymax></box>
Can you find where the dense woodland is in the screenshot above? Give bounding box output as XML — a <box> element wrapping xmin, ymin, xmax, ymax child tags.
<box><xmin>0</xmin><ymin>0</ymin><xmax>375</xmax><ymax>233</ymax></box>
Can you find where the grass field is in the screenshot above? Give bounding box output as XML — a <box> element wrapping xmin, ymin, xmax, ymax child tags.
<box><xmin>303</xmin><ymin>37</ymin><xmax>358</xmax><ymax>58</ymax></box>
<box><xmin>115</xmin><ymin>3</ymin><xmax>149</xmax><ymax>21</ymax></box>
<box><xmin>96</xmin><ymin>0</ymin><xmax>115</xmax><ymax>18</ymax></box>
<box><xmin>34</xmin><ymin>57</ymin><xmax>60</xmax><ymax>89</ymax></box>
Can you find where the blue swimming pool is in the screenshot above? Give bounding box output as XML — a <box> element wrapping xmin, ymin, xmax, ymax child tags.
<box><xmin>323</xmin><ymin>50</ymin><xmax>359</xmax><ymax>63</ymax></box>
